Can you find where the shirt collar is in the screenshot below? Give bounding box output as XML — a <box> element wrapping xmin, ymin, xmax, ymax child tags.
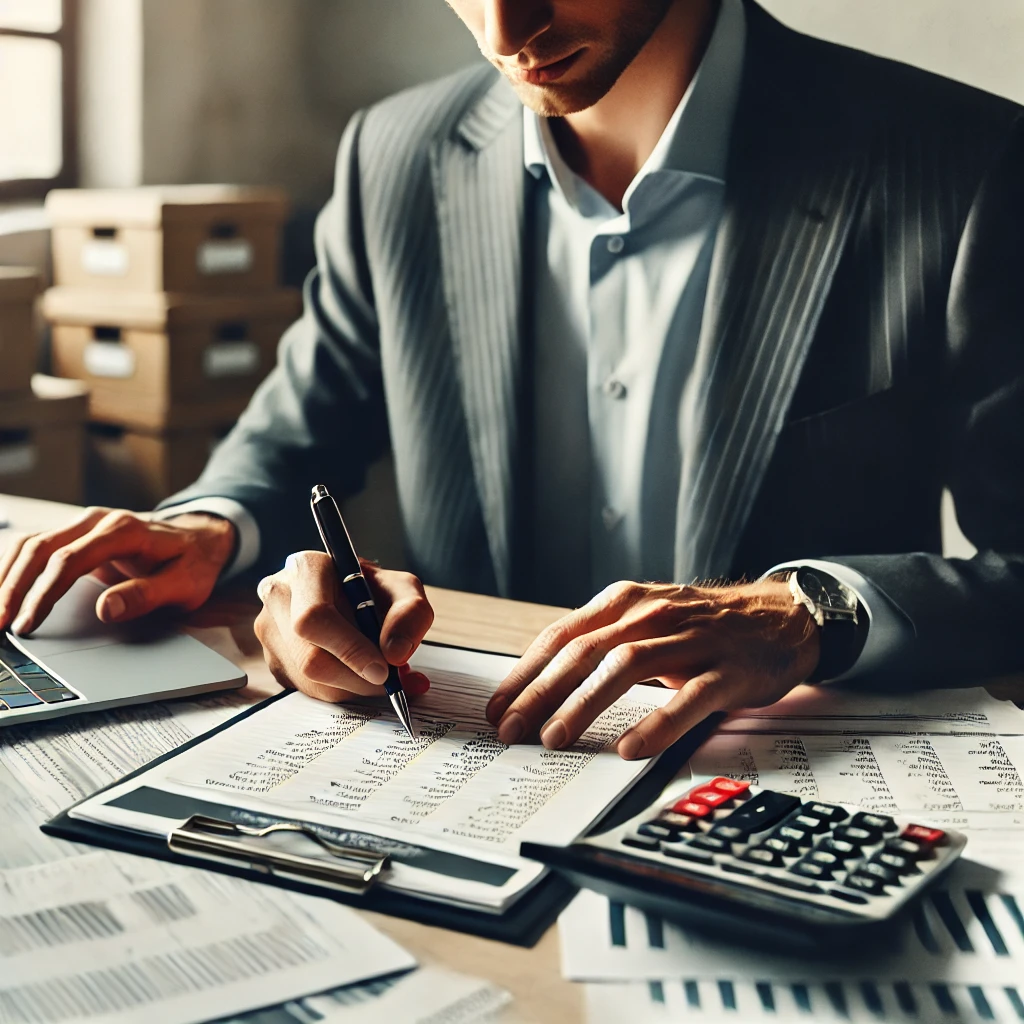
<box><xmin>523</xmin><ymin>0</ymin><xmax>746</xmax><ymax>192</ymax></box>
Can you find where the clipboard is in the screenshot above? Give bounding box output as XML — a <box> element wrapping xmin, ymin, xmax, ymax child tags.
<box><xmin>42</xmin><ymin>654</ymin><xmax>722</xmax><ymax>947</ymax></box>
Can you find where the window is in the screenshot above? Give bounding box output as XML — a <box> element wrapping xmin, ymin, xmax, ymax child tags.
<box><xmin>0</xmin><ymin>0</ymin><xmax>77</xmax><ymax>200</ymax></box>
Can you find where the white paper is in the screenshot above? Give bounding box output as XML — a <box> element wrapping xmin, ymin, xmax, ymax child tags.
<box><xmin>0</xmin><ymin>851</ymin><xmax>415</xmax><ymax>1024</ymax></box>
<box><xmin>70</xmin><ymin>645</ymin><xmax>673</xmax><ymax>909</ymax></box>
<box><xmin>584</xmin><ymin>978</ymin><xmax>1024</xmax><ymax>1024</ymax></box>
<box><xmin>689</xmin><ymin>732</ymin><xmax>1024</xmax><ymax>831</ymax></box>
<box><xmin>724</xmin><ymin>685</ymin><xmax>1024</xmax><ymax>735</ymax></box>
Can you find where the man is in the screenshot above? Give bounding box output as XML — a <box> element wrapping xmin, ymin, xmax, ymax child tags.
<box><xmin>1</xmin><ymin>0</ymin><xmax>1022</xmax><ymax>759</ymax></box>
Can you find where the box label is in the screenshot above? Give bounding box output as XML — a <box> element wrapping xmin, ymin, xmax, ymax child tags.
<box><xmin>81</xmin><ymin>241</ymin><xmax>130</xmax><ymax>276</ymax></box>
<box><xmin>85</xmin><ymin>341</ymin><xmax>136</xmax><ymax>379</ymax></box>
<box><xmin>197</xmin><ymin>239</ymin><xmax>254</xmax><ymax>275</ymax></box>
<box><xmin>203</xmin><ymin>340</ymin><xmax>259</xmax><ymax>378</ymax></box>
<box><xmin>0</xmin><ymin>441</ymin><xmax>37</xmax><ymax>476</ymax></box>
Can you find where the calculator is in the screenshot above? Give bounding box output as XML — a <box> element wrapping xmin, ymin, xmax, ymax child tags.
<box><xmin>521</xmin><ymin>776</ymin><xmax>967</xmax><ymax>951</ymax></box>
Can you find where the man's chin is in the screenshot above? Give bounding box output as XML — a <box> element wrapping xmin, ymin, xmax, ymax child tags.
<box><xmin>506</xmin><ymin>78</ymin><xmax>606</xmax><ymax>118</ymax></box>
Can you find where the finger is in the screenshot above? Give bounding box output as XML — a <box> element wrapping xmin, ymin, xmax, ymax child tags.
<box><xmin>255</xmin><ymin>609</ymin><xmax>355</xmax><ymax>703</ymax></box>
<box><xmin>367</xmin><ymin>566</ymin><xmax>434</xmax><ymax>665</ymax></box>
<box><xmin>0</xmin><ymin>533</ymin><xmax>30</xmax><ymax>624</ymax></box>
<box><xmin>11</xmin><ymin>513</ymin><xmax>156</xmax><ymax>634</ymax></box>
<box><xmin>282</xmin><ymin>552</ymin><xmax>390</xmax><ymax>686</ymax></box>
<box><xmin>399</xmin><ymin>663</ymin><xmax>431</xmax><ymax>697</ymax></box>
<box><xmin>487</xmin><ymin>581</ymin><xmax>646</xmax><ymax>724</ymax></box>
<box><xmin>0</xmin><ymin>508</ymin><xmax>109</xmax><ymax>628</ymax></box>
<box><xmin>617</xmin><ymin>671</ymin><xmax>725</xmax><ymax>760</ymax></box>
<box><xmin>96</xmin><ymin>562</ymin><xmax>209</xmax><ymax>623</ymax></box>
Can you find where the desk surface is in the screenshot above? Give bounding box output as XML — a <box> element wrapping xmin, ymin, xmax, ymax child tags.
<box><xmin>0</xmin><ymin>494</ymin><xmax>579</xmax><ymax>1023</ymax></box>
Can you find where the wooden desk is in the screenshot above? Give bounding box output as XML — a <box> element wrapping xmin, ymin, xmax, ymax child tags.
<box><xmin>0</xmin><ymin>494</ymin><xmax>580</xmax><ymax>1023</ymax></box>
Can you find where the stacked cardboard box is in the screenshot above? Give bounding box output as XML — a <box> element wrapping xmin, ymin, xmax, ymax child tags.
<box><xmin>0</xmin><ymin>266</ymin><xmax>88</xmax><ymax>504</ymax></box>
<box><xmin>43</xmin><ymin>185</ymin><xmax>299</xmax><ymax>510</ymax></box>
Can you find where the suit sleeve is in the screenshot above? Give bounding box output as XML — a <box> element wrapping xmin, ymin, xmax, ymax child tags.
<box><xmin>156</xmin><ymin>111</ymin><xmax>391</xmax><ymax>577</ymax></box>
<box><xmin>832</xmin><ymin>115</ymin><xmax>1024</xmax><ymax>690</ymax></box>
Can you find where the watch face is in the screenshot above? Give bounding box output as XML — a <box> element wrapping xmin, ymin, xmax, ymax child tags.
<box><xmin>796</xmin><ymin>568</ymin><xmax>857</xmax><ymax>614</ymax></box>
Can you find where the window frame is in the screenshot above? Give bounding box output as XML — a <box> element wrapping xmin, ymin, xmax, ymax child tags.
<box><xmin>0</xmin><ymin>0</ymin><xmax>78</xmax><ymax>201</ymax></box>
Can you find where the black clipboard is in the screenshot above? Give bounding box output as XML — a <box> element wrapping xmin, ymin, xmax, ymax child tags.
<box><xmin>42</xmin><ymin>647</ymin><xmax>721</xmax><ymax>947</ymax></box>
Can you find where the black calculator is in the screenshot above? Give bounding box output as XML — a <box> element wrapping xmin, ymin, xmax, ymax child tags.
<box><xmin>521</xmin><ymin>776</ymin><xmax>967</xmax><ymax>951</ymax></box>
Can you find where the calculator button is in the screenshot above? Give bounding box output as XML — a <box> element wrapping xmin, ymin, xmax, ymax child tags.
<box><xmin>669</xmin><ymin>799</ymin><xmax>713</xmax><ymax>819</ymax></box>
<box><xmin>843</xmin><ymin>873</ymin><xmax>887</xmax><ymax>896</ymax></box>
<box><xmin>687</xmin><ymin>787</ymin><xmax>735</xmax><ymax>809</ymax></box>
<box><xmin>638</xmin><ymin>822</ymin><xmax>679</xmax><ymax>842</ymax></box>
<box><xmin>622</xmin><ymin>833</ymin><xmax>661</xmax><ymax>851</ymax></box>
<box><xmin>790</xmin><ymin>860</ymin><xmax>831</xmax><ymax>881</ymax></box>
<box><xmin>859</xmin><ymin>862</ymin><xmax>901</xmax><ymax>886</ymax></box>
<box><xmin>762</xmin><ymin>836</ymin><xmax>798</xmax><ymax>856</ymax></box>
<box><xmin>774</xmin><ymin>825</ymin><xmax>812</xmax><ymax>847</ymax></box>
<box><xmin>883</xmin><ymin>837</ymin><xmax>932</xmax><ymax>860</ymax></box>
<box><xmin>816</xmin><ymin>837</ymin><xmax>858</xmax><ymax>859</ymax></box>
<box><xmin>741</xmin><ymin>847</ymin><xmax>784</xmax><ymax>868</ymax></box>
<box><xmin>708</xmin><ymin>777</ymin><xmax>751</xmax><ymax>797</ymax></box>
<box><xmin>658</xmin><ymin>812</ymin><xmax>702</xmax><ymax>832</ymax></box>
<box><xmin>832</xmin><ymin>824</ymin><xmax>881</xmax><ymax>846</ymax></box>
<box><xmin>804</xmin><ymin>803</ymin><xmax>847</xmax><ymax>823</ymax></box>
<box><xmin>663</xmin><ymin>845</ymin><xmax>714</xmax><ymax>865</ymax></box>
<box><xmin>807</xmin><ymin>850</ymin><xmax>841</xmax><ymax>870</ymax></box>
<box><xmin>767</xmin><ymin>875</ymin><xmax>824</xmax><ymax>894</ymax></box>
<box><xmin>851</xmin><ymin>811</ymin><xmax>897</xmax><ymax>833</ymax></box>
<box><xmin>829</xmin><ymin>888</ymin><xmax>869</xmax><ymax>905</ymax></box>
<box><xmin>901</xmin><ymin>824</ymin><xmax>946</xmax><ymax>846</ymax></box>
<box><xmin>688</xmin><ymin>835</ymin><xmax>730</xmax><ymax>854</ymax></box>
<box><xmin>709</xmin><ymin>825</ymin><xmax>746</xmax><ymax>842</ymax></box>
<box><xmin>714</xmin><ymin>791</ymin><xmax>801</xmax><ymax>836</ymax></box>
<box><xmin>871</xmin><ymin>851</ymin><xmax>918</xmax><ymax>875</ymax></box>
<box><xmin>790</xmin><ymin>813</ymin><xmax>830</xmax><ymax>833</ymax></box>
<box><xmin>721</xmin><ymin>863</ymin><xmax>759</xmax><ymax>877</ymax></box>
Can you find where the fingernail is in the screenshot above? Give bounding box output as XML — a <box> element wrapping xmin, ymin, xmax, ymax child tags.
<box><xmin>104</xmin><ymin>593</ymin><xmax>126</xmax><ymax>621</ymax></box>
<box><xmin>618</xmin><ymin>730</ymin><xmax>644</xmax><ymax>760</ymax></box>
<box><xmin>540</xmin><ymin>720</ymin><xmax>567</xmax><ymax>750</ymax></box>
<box><xmin>388</xmin><ymin>635</ymin><xmax>413</xmax><ymax>663</ymax></box>
<box><xmin>362</xmin><ymin>662</ymin><xmax>389</xmax><ymax>686</ymax></box>
<box><xmin>486</xmin><ymin>694</ymin><xmax>508</xmax><ymax>725</ymax></box>
<box><xmin>11</xmin><ymin>616</ymin><xmax>29</xmax><ymax>636</ymax></box>
<box><xmin>498</xmin><ymin>711</ymin><xmax>525</xmax><ymax>745</ymax></box>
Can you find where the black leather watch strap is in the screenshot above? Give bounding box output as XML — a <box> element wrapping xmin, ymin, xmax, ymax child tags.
<box><xmin>807</xmin><ymin>613</ymin><xmax>867</xmax><ymax>683</ymax></box>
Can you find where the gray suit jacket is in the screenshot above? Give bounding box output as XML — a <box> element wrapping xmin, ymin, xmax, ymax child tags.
<box><xmin>164</xmin><ymin>2</ymin><xmax>1024</xmax><ymax>689</ymax></box>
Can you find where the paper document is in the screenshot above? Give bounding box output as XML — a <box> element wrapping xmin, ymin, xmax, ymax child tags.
<box><xmin>584</xmin><ymin>978</ymin><xmax>1024</xmax><ymax>1023</ymax></box>
<box><xmin>0</xmin><ymin>851</ymin><xmax>415</xmax><ymax>1024</ymax></box>
<box><xmin>724</xmin><ymin>685</ymin><xmax>1024</xmax><ymax>735</ymax></box>
<box><xmin>689</xmin><ymin>732</ymin><xmax>1024</xmax><ymax>831</ymax></box>
<box><xmin>70</xmin><ymin>644</ymin><xmax>675</xmax><ymax>909</ymax></box>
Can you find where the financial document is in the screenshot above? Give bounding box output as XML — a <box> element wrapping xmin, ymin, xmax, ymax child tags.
<box><xmin>72</xmin><ymin>644</ymin><xmax>674</xmax><ymax>908</ymax></box>
<box><xmin>723</xmin><ymin>685</ymin><xmax>1024</xmax><ymax>735</ymax></box>
<box><xmin>0</xmin><ymin>851</ymin><xmax>414</xmax><ymax>1024</ymax></box>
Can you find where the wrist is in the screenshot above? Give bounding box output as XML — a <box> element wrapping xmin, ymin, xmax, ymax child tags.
<box><xmin>751</xmin><ymin>580</ymin><xmax>822</xmax><ymax>682</ymax></box>
<box><xmin>170</xmin><ymin>513</ymin><xmax>238</xmax><ymax>573</ymax></box>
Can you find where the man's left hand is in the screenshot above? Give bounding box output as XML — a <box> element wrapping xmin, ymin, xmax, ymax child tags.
<box><xmin>485</xmin><ymin>579</ymin><xmax>821</xmax><ymax>760</ymax></box>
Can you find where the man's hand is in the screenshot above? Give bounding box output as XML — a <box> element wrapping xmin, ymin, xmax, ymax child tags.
<box><xmin>254</xmin><ymin>552</ymin><xmax>432</xmax><ymax>703</ymax></box>
<box><xmin>485</xmin><ymin>580</ymin><xmax>821</xmax><ymax>760</ymax></box>
<box><xmin>0</xmin><ymin>508</ymin><xmax>238</xmax><ymax>634</ymax></box>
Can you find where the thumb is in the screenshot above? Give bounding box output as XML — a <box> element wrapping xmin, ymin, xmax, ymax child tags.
<box><xmin>97</xmin><ymin>565</ymin><xmax>204</xmax><ymax>623</ymax></box>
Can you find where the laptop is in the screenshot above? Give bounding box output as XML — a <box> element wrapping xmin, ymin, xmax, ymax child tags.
<box><xmin>0</xmin><ymin>575</ymin><xmax>247</xmax><ymax>726</ymax></box>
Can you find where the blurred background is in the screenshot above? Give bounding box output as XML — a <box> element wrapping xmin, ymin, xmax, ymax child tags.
<box><xmin>2</xmin><ymin>0</ymin><xmax>1023</xmax><ymax>563</ymax></box>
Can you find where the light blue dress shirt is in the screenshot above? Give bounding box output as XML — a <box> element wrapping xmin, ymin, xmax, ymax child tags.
<box><xmin>163</xmin><ymin>0</ymin><xmax>906</xmax><ymax>679</ymax></box>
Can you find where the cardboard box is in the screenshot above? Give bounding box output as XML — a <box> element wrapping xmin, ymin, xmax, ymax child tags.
<box><xmin>46</xmin><ymin>185</ymin><xmax>288</xmax><ymax>294</ymax></box>
<box><xmin>87</xmin><ymin>422</ymin><xmax>230</xmax><ymax>511</ymax></box>
<box><xmin>0</xmin><ymin>267</ymin><xmax>41</xmax><ymax>395</ymax></box>
<box><xmin>45</xmin><ymin>287</ymin><xmax>300</xmax><ymax>430</ymax></box>
<box><xmin>0</xmin><ymin>375</ymin><xmax>87</xmax><ymax>504</ymax></box>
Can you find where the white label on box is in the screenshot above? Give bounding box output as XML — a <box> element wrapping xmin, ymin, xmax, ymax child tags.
<box><xmin>0</xmin><ymin>442</ymin><xmax>37</xmax><ymax>476</ymax></box>
<box><xmin>197</xmin><ymin>239</ymin><xmax>254</xmax><ymax>275</ymax></box>
<box><xmin>203</xmin><ymin>340</ymin><xmax>259</xmax><ymax>378</ymax></box>
<box><xmin>81</xmin><ymin>240</ymin><xmax>129</xmax><ymax>276</ymax></box>
<box><xmin>85</xmin><ymin>341</ymin><xmax>136</xmax><ymax>379</ymax></box>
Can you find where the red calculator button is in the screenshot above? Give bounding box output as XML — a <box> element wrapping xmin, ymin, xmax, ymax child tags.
<box><xmin>687</xmin><ymin>787</ymin><xmax>734</xmax><ymax>809</ymax></box>
<box><xmin>670</xmin><ymin>799</ymin><xmax>713</xmax><ymax>818</ymax></box>
<box><xmin>709</xmin><ymin>777</ymin><xmax>751</xmax><ymax>797</ymax></box>
<box><xmin>901</xmin><ymin>825</ymin><xmax>946</xmax><ymax>846</ymax></box>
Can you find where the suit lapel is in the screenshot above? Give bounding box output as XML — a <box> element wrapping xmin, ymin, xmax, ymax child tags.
<box><xmin>674</xmin><ymin>6</ymin><xmax>869</xmax><ymax>582</ymax></box>
<box><xmin>431</xmin><ymin>78</ymin><xmax>526</xmax><ymax>596</ymax></box>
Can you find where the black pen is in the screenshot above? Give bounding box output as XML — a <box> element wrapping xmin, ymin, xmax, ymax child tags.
<box><xmin>310</xmin><ymin>484</ymin><xmax>414</xmax><ymax>738</ymax></box>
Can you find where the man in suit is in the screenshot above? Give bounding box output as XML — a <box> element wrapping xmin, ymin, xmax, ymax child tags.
<box><xmin>1</xmin><ymin>0</ymin><xmax>1022</xmax><ymax>758</ymax></box>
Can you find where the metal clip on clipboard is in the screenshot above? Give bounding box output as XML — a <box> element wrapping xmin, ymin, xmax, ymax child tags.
<box><xmin>168</xmin><ymin>815</ymin><xmax>389</xmax><ymax>895</ymax></box>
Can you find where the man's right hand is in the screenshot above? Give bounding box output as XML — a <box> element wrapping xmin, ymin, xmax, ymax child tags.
<box><xmin>0</xmin><ymin>507</ymin><xmax>238</xmax><ymax>635</ymax></box>
<box><xmin>254</xmin><ymin>551</ymin><xmax>433</xmax><ymax>703</ymax></box>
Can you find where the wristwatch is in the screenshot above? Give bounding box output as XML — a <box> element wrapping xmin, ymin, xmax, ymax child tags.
<box><xmin>766</xmin><ymin>566</ymin><xmax>867</xmax><ymax>683</ymax></box>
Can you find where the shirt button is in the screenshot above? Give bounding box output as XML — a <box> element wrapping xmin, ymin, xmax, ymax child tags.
<box><xmin>602</xmin><ymin>507</ymin><xmax>623</xmax><ymax>531</ymax></box>
<box><xmin>606</xmin><ymin>235</ymin><xmax>625</xmax><ymax>254</ymax></box>
<box><xmin>603</xmin><ymin>378</ymin><xmax>627</xmax><ymax>400</ymax></box>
